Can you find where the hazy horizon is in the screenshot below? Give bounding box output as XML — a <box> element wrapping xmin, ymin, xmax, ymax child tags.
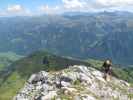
<box><xmin>1</xmin><ymin>0</ymin><xmax>133</xmax><ymax>16</ymax></box>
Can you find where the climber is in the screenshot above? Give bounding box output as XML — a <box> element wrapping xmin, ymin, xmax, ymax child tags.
<box><xmin>102</xmin><ymin>59</ymin><xmax>112</xmax><ymax>81</ymax></box>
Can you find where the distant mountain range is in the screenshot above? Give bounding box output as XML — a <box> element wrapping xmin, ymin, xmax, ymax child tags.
<box><xmin>0</xmin><ymin>11</ymin><xmax>133</xmax><ymax>64</ymax></box>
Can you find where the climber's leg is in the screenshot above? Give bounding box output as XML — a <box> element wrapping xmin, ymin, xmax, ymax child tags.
<box><xmin>103</xmin><ymin>71</ymin><xmax>111</xmax><ymax>81</ymax></box>
<box><xmin>106</xmin><ymin>74</ymin><xmax>110</xmax><ymax>81</ymax></box>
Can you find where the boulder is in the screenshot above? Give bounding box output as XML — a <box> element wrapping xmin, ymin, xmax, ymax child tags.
<box><xmin>41</xmin><ymin>91</ymin><xmax>57</xmax><ymax>100</ymax></box>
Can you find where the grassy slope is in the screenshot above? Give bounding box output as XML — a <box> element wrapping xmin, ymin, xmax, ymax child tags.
<box><xmin>0</xmin><ymin>51</ymin><xmax>91</xmax><ymax>100</ymax></box>
<box><xmin>0</xmin><ymin>52</ymin><xmax>23</xmax><ymax>100</ymax></box>
<box><xmin>0</xmin><ymin>72</ymin><xmax>25</xmax><ymax>100</ymax></box>
<box><xmin>0</xmin><ymin>52</ymin><xmax>23</xmax><ymax>71</ymax></box>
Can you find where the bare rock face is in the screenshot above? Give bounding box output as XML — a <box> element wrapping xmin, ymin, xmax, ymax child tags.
<box><xmin>14</xmin><ymin>65</ymin><xmax>131</xmax><ymax>100</ymax></box>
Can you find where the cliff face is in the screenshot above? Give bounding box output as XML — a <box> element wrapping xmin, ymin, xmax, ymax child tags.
<box><xmin>14</xmin><ymin>65</ymin><xmax>131</xmax><ymax>100</ymax></box>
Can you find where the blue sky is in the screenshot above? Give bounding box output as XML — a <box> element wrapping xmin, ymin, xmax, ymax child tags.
<box><xmin>0</xmin><ymin>0</ymin><xmax>61</xmax><ymax>9</ymax></box>
<box><xmin>0</xmin><ymin>0</ymin><xmax>133</xmax><ymax>16</ymax></box>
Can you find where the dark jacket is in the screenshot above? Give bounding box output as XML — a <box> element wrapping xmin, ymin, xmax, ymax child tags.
<box><xmin>103</xmin><ymin>60</ymin><xmax>112</xmax><ymax>74</ymax></box>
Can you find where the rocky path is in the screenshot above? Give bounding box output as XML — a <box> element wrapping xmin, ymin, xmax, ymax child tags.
<box><xmin>14</xmin><ymin>65</ymin><xmax>132</xmax><ymax>100</ymax></box>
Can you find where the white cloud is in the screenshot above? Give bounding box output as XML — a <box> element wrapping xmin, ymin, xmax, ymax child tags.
<box><xmin>61</xmin><ymin>0</ymin><xmax>133</xmax><ymax>12</ymax></box>
<box><xmin>7</xmin><ymin>5</ymin><xmax>24</xmax><ymax>13</ymax></box>
<box><xmin>39</xmin><ymin>5</ymin><xmax>61</xmax><ymax>14</ymax></box>
<box><xmin>62</xmin><ymin>0</ymin><xmax>86</xmax><ymax>9</ymax></box>
<box><xmin>36</xmin><ymin>0</ymin><xmax>133</xmax><ymax>15</ymax></box>
<box><xmin>95</xmin><ymin>0</ymin><xmax>133</xmax><ymax>7</ymax></box>
<box><xmin>38</xmin><ymin>1</ymin><xmax>89</xmax><ymax>14</ymax></box>
<box><xmin>0</xmin><ymin>4</ymin><xmax>33</xmax><ymax>16</ymax></box>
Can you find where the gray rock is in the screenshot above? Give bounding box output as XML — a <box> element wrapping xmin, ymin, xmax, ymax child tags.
<box><xmin>41</xmin><ymin>91</ymin><xmax>57</xmax><ymax>100</ymax></box>
<box><xmin>14</xmin><ymin>65</ymin><xmax>131</xmax><ymax>100</ymax></box>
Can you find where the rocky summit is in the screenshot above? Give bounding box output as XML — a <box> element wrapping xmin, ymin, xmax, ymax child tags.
<box><xmin>14</xmin><ymin>65</ymin><xmax>132</xmax><ymax>100</ymax></box>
